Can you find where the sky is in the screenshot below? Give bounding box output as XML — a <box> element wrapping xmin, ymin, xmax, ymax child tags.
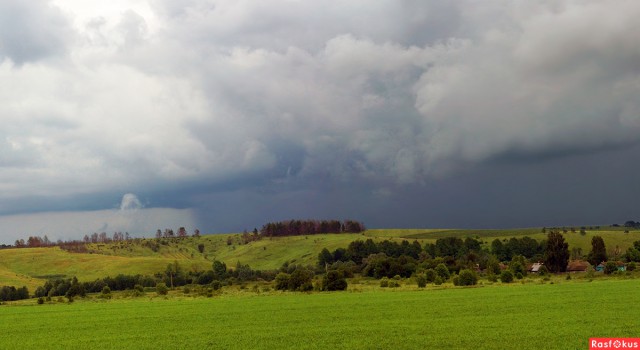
<box><xmin>1</xmin><ymin>0</ymin><xmax>640</xmax><ymax>243</ymax></box>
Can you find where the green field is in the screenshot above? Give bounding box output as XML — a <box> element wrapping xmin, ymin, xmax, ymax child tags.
<box><xmin>1</xmin><ymin>278</ymin><xmax>638</xmax><ymax>349</ymax></box>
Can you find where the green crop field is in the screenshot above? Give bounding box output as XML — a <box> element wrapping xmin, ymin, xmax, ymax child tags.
<box><xmin>1</xmin><ymin>278</ymin><xmax>639</xmax><ymax>349</ymax></box>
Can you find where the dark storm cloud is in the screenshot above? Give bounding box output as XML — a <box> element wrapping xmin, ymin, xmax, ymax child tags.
<box><xmin>1</xmin><ymin>0</ymin><xmax>640</xmax><ymax>241</ymax></box>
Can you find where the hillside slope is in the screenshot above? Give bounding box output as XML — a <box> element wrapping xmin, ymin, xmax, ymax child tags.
<box><xmin>1</xmin><ymin>227</ymin><xmax>639</xmax><ymax>290</ymax></box>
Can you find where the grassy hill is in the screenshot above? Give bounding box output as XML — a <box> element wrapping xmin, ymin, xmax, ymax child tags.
<box><xmin>1</xmin><ymin>226</ymin><xmax>639</xmax><ymax>290</ymax></box>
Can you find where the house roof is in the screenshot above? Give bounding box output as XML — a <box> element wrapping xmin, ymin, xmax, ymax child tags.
<box><xmin>567</xmin><ymin>260</ymin><xmax>590</xmax><ymax>271</ymax></box>
<box><xmin>529</xmin><ymin>262</ymin><xmax>543</xmax><ymax>272</ymax></box>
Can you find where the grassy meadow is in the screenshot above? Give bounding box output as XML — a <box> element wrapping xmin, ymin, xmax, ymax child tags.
<box><xmin>2</xmin><ymin>227</ymin><xmax>640</xmax><ymax>349</ymax></box>
<box><xmin>1</xmin><ymin>277</ymin><xmax>639</xmax><ymax>349</ymax></box>
<box><xmin>2</xmin><ymin>227</ymin><xmax>640</xmax><ymax>290</ymax></box>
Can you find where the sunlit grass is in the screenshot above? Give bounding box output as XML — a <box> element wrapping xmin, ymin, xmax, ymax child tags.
<box><xmin>1</xmin><ymin>278</ymin><xmax>639</xmax><ymax>349</ymax></box>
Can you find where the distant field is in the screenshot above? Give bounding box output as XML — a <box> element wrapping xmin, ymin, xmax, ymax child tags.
<box><xmin>2</xmin><ymin>227</ymin><xmax>639</xmax><ymax>290</ymax></box>
<box><xmin>1</xmin><ymin>278</ymin><xmax>639</xmax><ymax>349</ymax></box>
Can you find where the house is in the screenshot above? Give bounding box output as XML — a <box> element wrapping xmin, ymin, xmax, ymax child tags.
<box><xmin>595</xmin><ymin>261</ymin><xmax>627</xmax><ymax>272</ymax></box>
<box><xmin>528</xmin><ymin>262</ymin><xmax>544</xmax><ymax>273</ymax></box>
<box><xmin>566</xmin><ymin>260</ymin><xmax>590</xmax><ymax>272</ymax></box>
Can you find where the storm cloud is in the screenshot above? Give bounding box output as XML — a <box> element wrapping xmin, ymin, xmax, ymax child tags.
<box><xmin>1</xmin><ymin>0</ymin><xmax>640</xmax><ymax>242</ymax></box>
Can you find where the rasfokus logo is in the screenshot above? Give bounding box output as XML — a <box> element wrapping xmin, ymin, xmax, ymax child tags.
<box><xmin>590</xmin><ymin>338</ymin><xmax>640</xmax><ymax>349</ymax></box>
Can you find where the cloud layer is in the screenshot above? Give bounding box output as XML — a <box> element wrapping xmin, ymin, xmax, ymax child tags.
<box><xmin>1</xmin><ymin>0</ymin><xmax>640</xmax><ymax>239</ymax></box>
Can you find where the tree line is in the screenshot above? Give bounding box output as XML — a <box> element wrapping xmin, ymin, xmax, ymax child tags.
<box><xmin>7</xmin><ymin>227</ymin><xmax>201</xmax><ymax>250</ymax></box>
<box><xmin>316</xmin><ymin>231</ymin><xmax>574</xmax><ymax>286</ymax></box>
<box><xmin>260</xmin><ymin>219</ymin><xmax>365</xmax><ymax>237</ymax></box>
<box><xmin>0</xmin><ymin>286</ymin><xmax>30</xmax><ymax>302</ymax></box>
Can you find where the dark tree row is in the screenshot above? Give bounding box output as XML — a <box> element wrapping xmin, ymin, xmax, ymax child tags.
<box><xmin>318</xmin><ymin>231</ymin><xmax>574</xmax><ymax>278</ymax></box>
<box><xmin>490</xmin><ymin>236</ymin><xmax>546</xmax><ymax>261</ymax></box>
<box><xmin>260</xmin><ymin>219</ymin><xmax>365</xmax><ymax>237</ymax></box>
<box><xmin>0</xmin><ymin>286</ymin><xmax>29</xmax><ymax>302</ymax></box>
<box><xmin>624</xmin><ymin>221</ymin><xmax>640</xmax><ymax>228</ymax></box>
<box><xmin>318</xmin><ymin>237</ymin><xmax>486</xmax><ymax>279</ymax></box>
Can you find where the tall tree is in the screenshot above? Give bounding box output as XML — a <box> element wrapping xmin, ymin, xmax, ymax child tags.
<box><xmin>587</xmin><ymin>236</ymin><xmax>607</xmax><ymax>266</ymax></box>
<box><xmin>544</xmin><ymin>231</ymin><xmax>570</xmax><ymax>273</ymax></box>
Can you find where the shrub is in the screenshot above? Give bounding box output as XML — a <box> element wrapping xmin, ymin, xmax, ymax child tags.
<box><xmin>288</xmin><ymin>267</ymin><xmax>314</xmax><ymax>291</ymax></box>
<box><xmin>322</xmin><ymin>270</ymin><xmax>348</xmax><ymax>291</ymax></box>
<box><xmin>156</xmin><ymin>283</ymin><xmax>168</xmax><ymax>295</ymax></box>
<box><xmin>380</xmin><ymin>277</ymin><xmax>389</xmax><ymax>288</ymax></box>
<box><xmin>500</xmin><ymin>270</ymin><xmax>514</xmax><ymax>283</ymax></box>
<box><xmin>210</xmin><ymin>280</ymin><xmax>222</xmax><ymax>290</ymax></box>
<box><xmin>537</xmin><ymin>265</ymin><xmax>549</xmax><ymax>276</ymax></box>
<box><xmin>566</xmin><ymin>274</ymin><xmax>571</xmax><ymax>280</ymax></box>
<box><xmin>515</xmin><ymin>272</ymin><xmax>523</xmax><ymax>280</ymax></box>
<box><xmin>434</xmin><ymin>276</ymin><xmax>443</xmax><ymax>285</ymax></box>
<box><xmin>509</xmin><ymin>258</ymin><xmax>527</xmax><ymax>277</ymax></box>
<box><xmin>415</xmin><ymin>274</ymin><xmax>427</xmax><ymax>288</ymax></box>
<box><xmin>388</xmin><ymin>280</ymin><xmax>400</xmax><ymax>288</ymax></box>
<box><xmin>425</xmin><ymin>269</ymin><xmax>437</xmax><ymax>283</ymax></box>
<box><xmin>452</xmin><ymin>275</ymin><xmax>460</xmax><ymax>286</ymax></box>
<box><xmin>37</xmin><ymin>297</ymin><xmax>44</xmax><ymax>305</ymax></box>
<box><xmin>101</xmin><ymin>286</ymin><xmax>112</xmax><ymax>299</ymax></box>
<box><xmin>274</xmin><ymin>273</ymin><xmax>291</xmax><ymax>291</ymax></box>
<box><xmin>628</xmin><ymin>262</ymin><xmax>637</xmax><ymax>271</ymax></box>
<box><xmin>458</xmin><ymin>269</ymin><xmax>478</xmax><ymax>286</ymax></box>
<box><xmin>435</xmin><ymin>264</ymin><xmax>450</xmax><ymax>280</ymax></box>
<box><xmin>133</xmin><ymin>284</ymin><xmax>145</xmax><ymax>296</ymax></box>
<box><xmin>487</xmin><ymin>273</ymin><xmax>498</xmax><ymax>282</ymax></box>
<box><xmin>604</xmin><ymin>262</ymin><xmax>617</xmax><ymax>275</ymax></box>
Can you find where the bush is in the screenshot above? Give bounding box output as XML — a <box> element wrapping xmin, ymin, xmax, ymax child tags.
<box><xmin>415</xmin><ymin>274</ymin><xmax>427</xmax><ymax>288</ymax></box>
<box><xmin>37</xmin><ymin>297</ymin><xmax>44</xmax><ymax>304</ymax></box>
<box><xmin>458</xmin><ymin>269</ymin><xmax>478</xmax><ymax>286</ymax></box>
<box><xmin>435</xmin><ymin>264</ymin><xmax>450</xmax><ymax>280</ymax></box>
<box><xmin>322</xmin><ymin>270</ymin><xmax>348</xmax><ymax>291</ymax></box>
<box><xmin>380</xmin><ymin>277</ymin><xmax>389</xmax><ymax>288</ymax></box>
<box><xmin>500</xmin><ymin>270</ymin><xmax>514</xmax><ymax>283</ymax></box>
<box><xmin>133</xmin><ymin>284</ymin><xmax>145</xmax><ymax>296</ymax></box>
<box><xmin>452</xmin><ymin>275</ymin><xmax>460</xmax><ymax>286</ymax></box>
<box><xmin>425</xmin><ymin>269</ymin><xmax>437</xmax><ymax>283</ymax></box>
<box><xmin>537</xmin><ymin>265</ymin><xmax>549</xmax><ymax>276</ymax></box>
<box><xmin>288</xmin><ymin>267</ymin><xmax>314</xmax><ymax>291</ymax></box>
<box><xmin>156</xmin><ymin>283</ymin><xmax>169</xmax><ymax>295</ymax></box>
<box><xmin>515</xmin><ymin>272</ymin><xmax>523</xmax><ymax>280</ymax></box>
<box><xmin>628</xmin><ymin>262</ymin><xmax>637</xmax><ymax>271</ymax></box>
<box><xmin>210</xmin><ymin>280</ymin><xmax>222</xmax><ymax>290</ymax></box>
<box><xmin>101</xmin><ymin>286</ymin><xmax>112</xmax><ymax>299</ymax></box>
<box><xmin>604</xmin><ymin>262</ymin><xmax>617</xmax><ymax>275</ymax></box>
<box><xmin>434</xmin><ymin>276</ymin><xmax>443</xmax><ymax>285</ymax></box>
<box><xmin>388</xmin><ymin>280</ymin><xmax>400</xmax><ymax>288</ymax></box>
<box><xmin>274</xmin><ymin>273</ymin><xmax>291</xmax><ymax>291</ymax></box>
<box><xmin>487</xmin><ymin>273</ymin><xmax>498</xmax><ymax>282</ymax></box>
